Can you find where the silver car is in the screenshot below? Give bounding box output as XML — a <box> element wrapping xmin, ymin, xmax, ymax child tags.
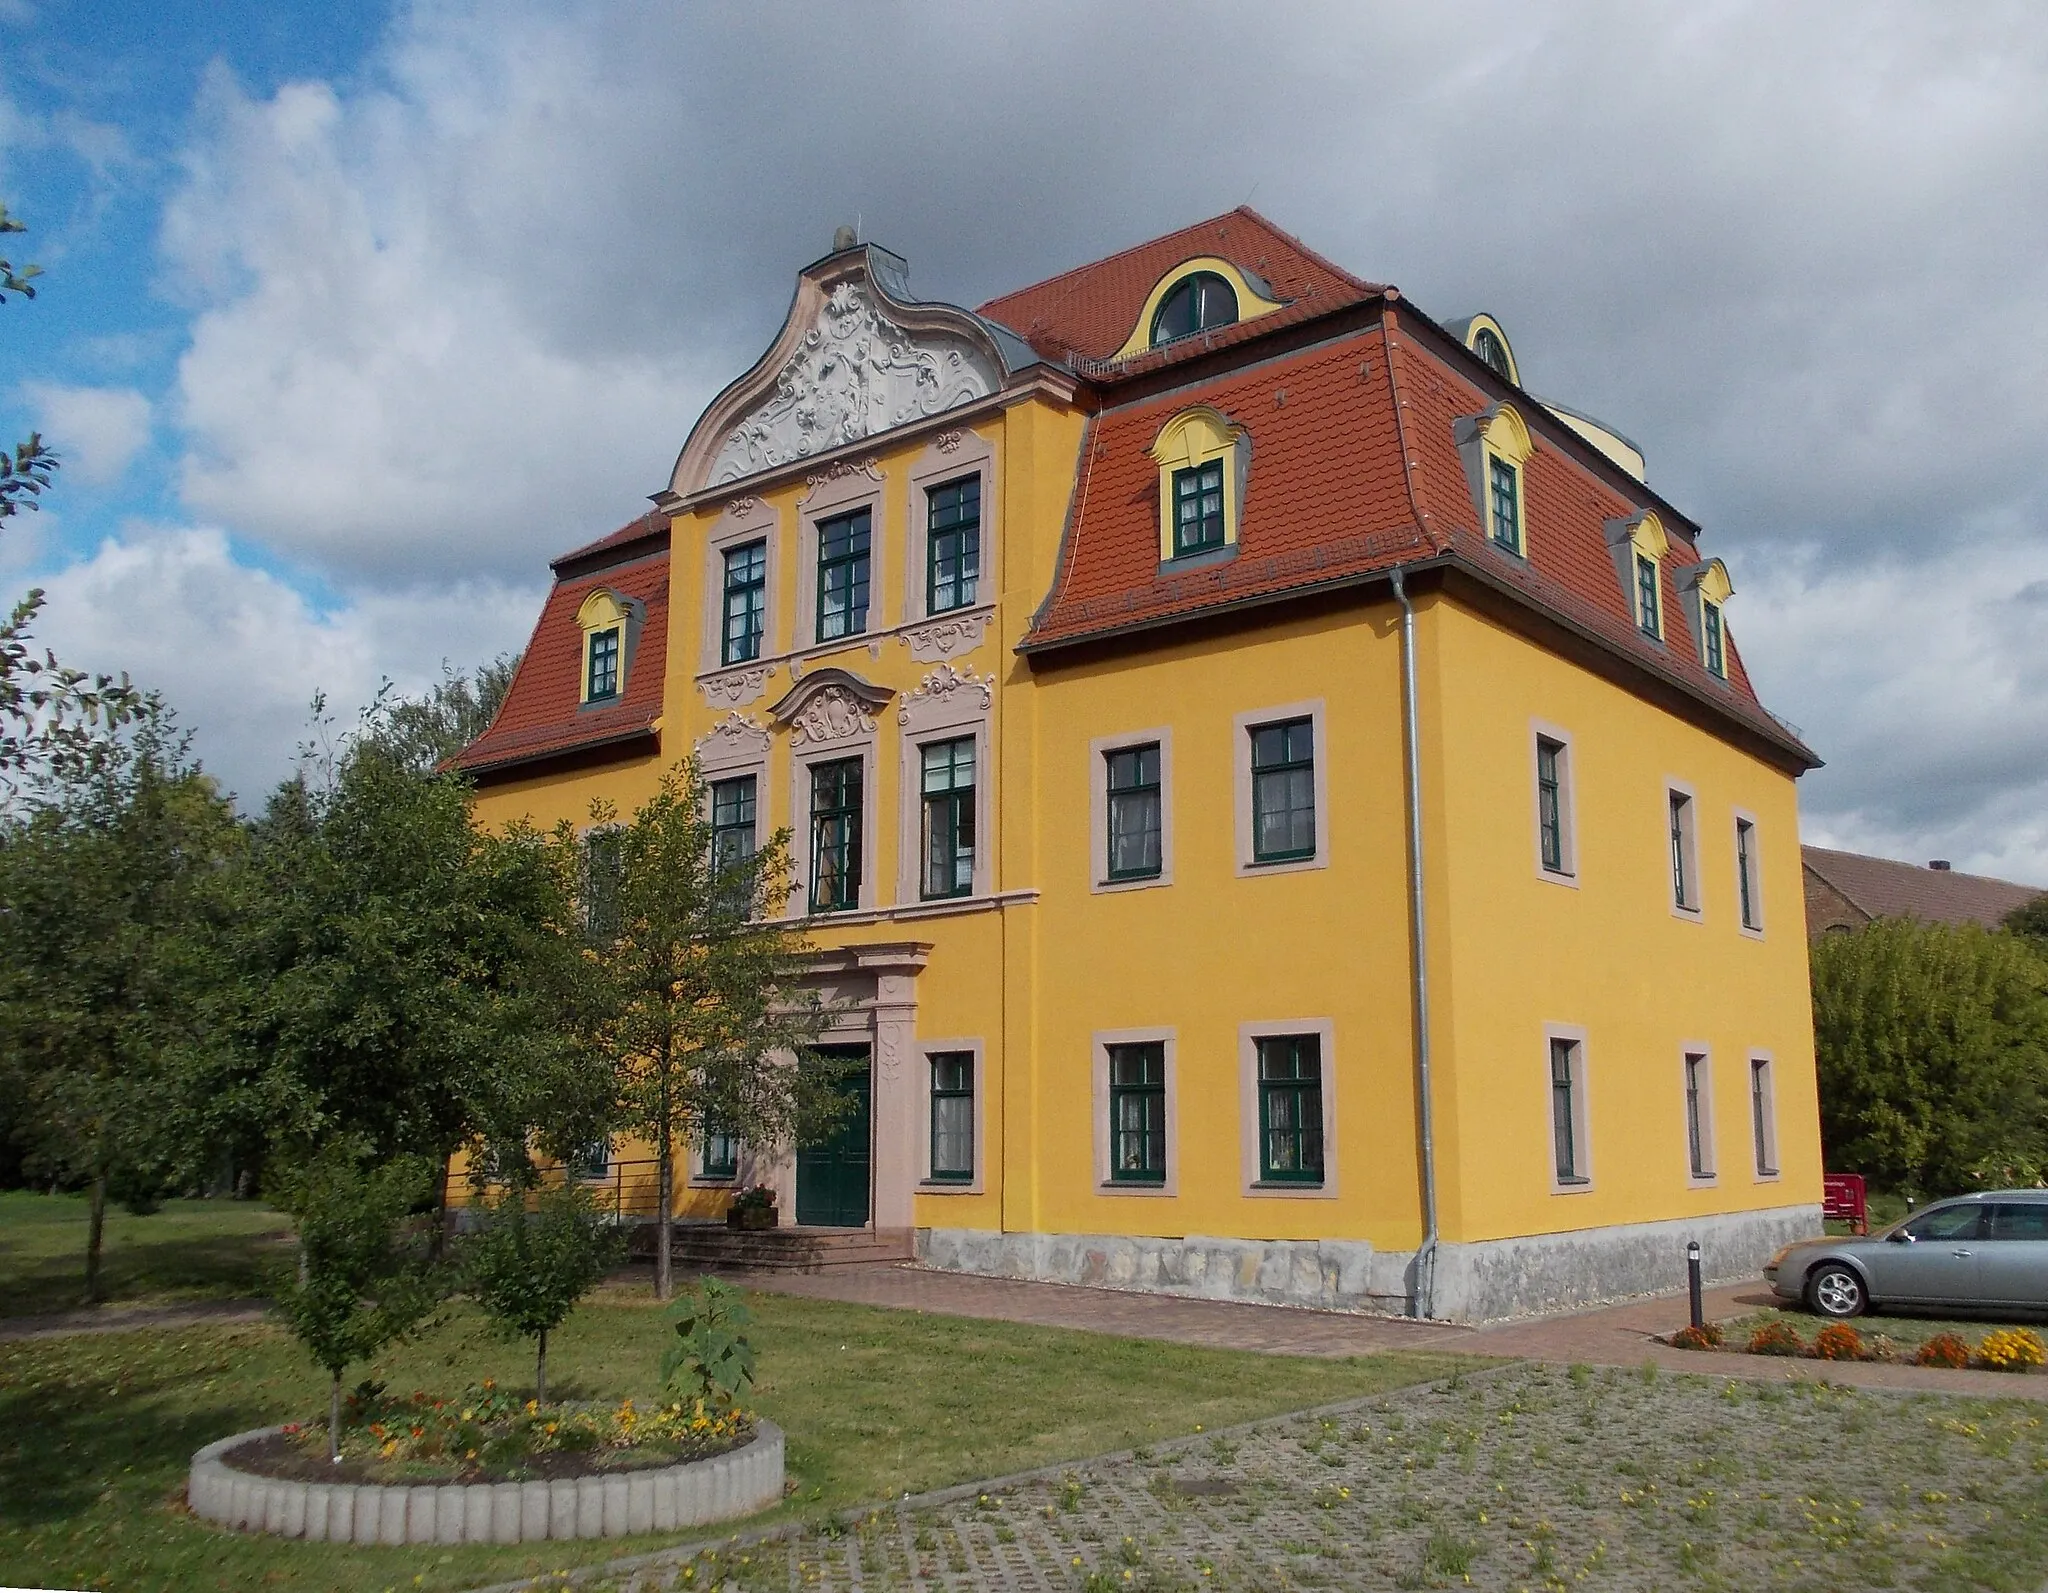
<box><xmin>1764</xmin><ymin>1190</ymin><xmax>2048</xmax><ymax>1320</ymax></box>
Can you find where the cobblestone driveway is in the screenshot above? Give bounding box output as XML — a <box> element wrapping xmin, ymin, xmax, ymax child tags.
<box><xmin>507</xmin><ymin>1362</ymin><xmax>2048</xmax><ymax>1592</ymax></box>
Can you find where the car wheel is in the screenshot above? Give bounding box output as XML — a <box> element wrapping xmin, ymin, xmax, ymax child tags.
<box><xmin>1807</xmin><ymin>1263</ymin><xmax>1866</xmax><ymax>1320</ymax></box>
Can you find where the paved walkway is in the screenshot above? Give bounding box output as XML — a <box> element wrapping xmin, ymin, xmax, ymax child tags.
<box><xmin>0</xmin><ymin>1297</ymin><xmax>269</xmax><ymax>1342</ymax></box>
<box><xmin>723</xmin><ymin>1262</ymin><xmax>2048</xmax><ymax>1401</ymax></box>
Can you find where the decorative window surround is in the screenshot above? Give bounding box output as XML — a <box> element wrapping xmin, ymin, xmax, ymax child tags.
<box><xmin>1453</xmin><ymin>403</ymin><xmax>1534</xmax><ymax>559</ymax></box>
<box><xmin>1605</xmin><ymin>511</ymin><xmax>1671</xmax><ymax>642</ymax></box>
<box><xmin>918</xmin><ymin>1037</ymin><xmax>986</xmax><ymax>1193</ymax></box>
<box><xmin>1237</xmin><ymin>1018</ymin><xmax>1338</xmax><ymax>1199</ymax></box>
<box><xmin>697</xmin><ymin>605</ymin><xmax>996</xmax><ymax>690</ymax></box>
<box><xmin>1091</xmin><ymin>1027</ymin><xmax>1178</xmax><ymax>1197</ymax></box>
<box><xmin>1734</xmin><ymin>809</ymin><xmax>1766</xmax><ymax>939</ymax></box>
<box><xmin>1545</xmin><ymin>1024</ymin><xmax>1594</xmax><ymax>1194</ymax></box>
<box><xmin>1089</xmin><ymin>727</ymin><xmax>1174</xmax><ymax>894</ymax></box>
<box><xmin>694</xmin><ymin>715</ymin><xmax>773</xmax><ymax>869</ymax></box>
<box><xmin>769</xmin><ymin>668</ymin><xmax>892</xmax><ymax>918</ymax></box>
<box><xmin>796</xmin><ymin>461</ymin><xmax>887</xmax><ymax>651</ymax></box>
<box><xmin>895</xmin><ymin>664</ymin><xmax>997</xmax><ymax>905</ymax></box>
<box><xmin>1150</xmin><ymin>407</ymin><xmax>1249</xmax><ymax>566</ymax></box>
<box><xmin>902</xmin><ymin>430</ymin><xmax>998</xmax><ymax>629</ymax></box>
<box><xmin>1678</xmin><ymin>559</ymin><xmax>1736</xmax><ymax>680</ymax></box>
<box><xmin>1530</xmin><ymin>720</ymin><xmax>1578</xmax><ymax>886</ymax></box>
<box><xmin>1666</xmin><ymin>778</ymin><xmax>1703</xmax><ymax>922</ymax></box>
<box><xmin>698</xmin><ymin>497</ymin><xmax>782</xmax><ymax>679</ymax></box>
<box><xmin>1680</xmin><ymin>1044</ymin><xmax>1718</xmax><ymax>1186</ymax></box>
<box><xmin>1232</xmin><ymin>699</ymin><xmax>1330</xmax><ymax>877</ymax></box>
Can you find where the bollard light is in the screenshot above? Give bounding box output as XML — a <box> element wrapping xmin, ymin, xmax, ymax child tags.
<box><xmin>1686</xmin><ymin>1239</ymin><xmax>1704</xmax><ymax>1330</ymax></box>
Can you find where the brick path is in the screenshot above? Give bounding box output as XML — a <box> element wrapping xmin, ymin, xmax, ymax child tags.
<box><xmin>720</xmin><ymin>1262</ymin><xmax>2048</xmax><ymax>1401</ymax></box>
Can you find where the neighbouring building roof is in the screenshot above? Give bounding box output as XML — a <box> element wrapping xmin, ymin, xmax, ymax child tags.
<box><xmin>1801</xmin><ymin>845</ymin><xmax>2046</xmax><ymax>934</ymax></box>
<box><xmin>449</xmin><ymin>515</ymin><xmax>671</xmax><ymax>779</ymax></box>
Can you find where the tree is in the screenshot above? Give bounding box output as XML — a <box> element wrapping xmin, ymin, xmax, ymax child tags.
<box><xmin>2007</xmin><ymin>894</ymin><xmax>2048</xmax><ymax>955</ymax></box>
<box><xmin>1812</xmin><ymin>918</ymin><xmax>2048</xmax><ymax>1195</ymax></box>
<box><xmin>461</xmin><ymin>1181</ymin><xmax>623</xmax><ymax>1401</ymax></box>
<box><xmin>354</xmin><ymin>656</ymin><xmax>521</xmax><ymax>778</ymax></box>
<box><xmin>270</xmin><ymin>1142</ymin><xmax>445</xmax><ymax>1462</ymax></box>
<box><xmin>584</xmin><ymin>764</ymin><xmax>835</xmax><ymax>1299</ymax></box>
<box><xmin>0</xmin><ymin>707</ymin><xmax>243</xmax><ymax>1298</ymax></box>
<box><xmin>0</xmin><ymin>201</ymin><xmax>144</xmax><ymax>800</ymax></box>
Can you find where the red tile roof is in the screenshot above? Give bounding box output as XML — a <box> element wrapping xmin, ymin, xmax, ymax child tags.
<box><xmin>1802</xmin><ymin>846</ymin><xmax>2045</xmax><ymax>930</ymax></box>
<box><xmin>552</xmin><ymin>509</ymin><xmax>667</xmax><ymax>574</ymax></box>
<box><xmin>976</xmin><ymin>207</ymin><xmax>1381</xmax><ymax>379</ymax></box>
<box><xmin>452</xmin><ymin>523</ymin><xmax>670</xmax><ymax>779</ymax></box>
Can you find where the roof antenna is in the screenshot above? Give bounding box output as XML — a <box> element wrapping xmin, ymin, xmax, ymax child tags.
<box><xmin>856</xmin><ymin>210</ymin><xmax>862</xmax><ymax>243</ymax></box>
<box><xmin>1242</xmin><ymin>180</ymin><xmax>1261</xmax><ymax>210</ymax></box>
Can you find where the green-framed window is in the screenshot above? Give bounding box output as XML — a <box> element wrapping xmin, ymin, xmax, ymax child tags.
<box><xmin>1550</xmin><ymin>1037</ymin><xmax>1586</xmax><ymax>1184</ymax></box>
<box><xmin>721</xmin><ymin>541</ymin><xmax>766</xmax><ymax>665</ymax></box>
<box><xmin>1736</xmin><ymin>817</ymin><xmax>1759</xmax><ymax>930</ymax></box>
<box><xmin>568</xmin><ymin>1138</ymin><xmax>610</xmax><ymax>1181</ymax></box>
<box><xmin>711</xmin><ymin>774</ymin><xmax>757</xmax><ymax>876</ymax></box>
<box><xmin>1150</xmin><ymin>271</ymin><xmax>1238</xmax><ymax>346</ymax></box>
<box><xmin>1171</xmin><ymin>460</ymin><xmax>1226</xmax><ymax>557</ymax></box>
<box><xmin>926</xmin><ymin>476</ymin><xmax>981</xmax><ymax>614</ymax></box>
<box><xmin>1250</xmin><ymin>717</ymin><xmax>1316</xmax><ymax>863</ymax></box>
<box><xmin>920</xmin><ymin>737</ymin><xmax>976</xmax><ymax>900</ymax></box>
<box><xmin>1105</xmin><ymin>743</ymin><xmax>1162</xmax><ymax>881</ymax></box>
<box><xmin>1488</xmin><ymin>456</ymin><xmax>1522</xmax><ymax>554</ymax></box>
<box><xmin>1536</xmin><ymin>736</ymin><xmax>1567</xmax><ymax>875</ymax></box>
<box><xmin>809</xmin><ymin>757</ymin><xmax>863</xmax><ymax>913</ymax></box>
<box><xmin>582</xmin><ymin>827</ymin><xmax>623</xmax><ymax>942</ymax></box>
<box><xmin>1107</xmin><ymin>1042</ymin><xmax>1166</xmax><ymax>1184</ymax></box>
<box><xmin>929</xmin><ymin>1052</ymin><xmax>974</xmax><ymax>1182</ymax></box>
<box><xmin>701</xmin><ymin>1123</ymin><xmax>739</xmax><ymax>1181</ymax></box>
<box><xmin>1684</xmin><ymin>1053</ymin><xmax>1710</xmax><ymax>1179</ymax></box>
<box><xmin>587</xmin><ymin>626</ymin><xmax>621</xmax><ymax>700</ymax></box>
<box><xmin>816</xmin><ymin>508</ymin><xmax>871</xmax><ymax>642</ymax></box>
<box><xmin>1670</xmin><ymin>790</ymin><xmax>1696</xmax><ymax>911</ymax></box>
<box><xmin>1635</xmin><ymin>553</ymin><xmax>1662</xmax><ymax>638</ymax></box>
<box><xmin>1702</xmin><ymin>598</ymin><xmax>1725</xmax><ymax>678</ymax></box>
<box><xmin>1257</xmin><ymin>1034</ymin><xmax>1324</xmax><ymax>1184</ymax></box>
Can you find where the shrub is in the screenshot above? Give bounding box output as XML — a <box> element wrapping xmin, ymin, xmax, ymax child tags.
<box><xmin>1812</xmin><ymin>1323</ymin><xmax>1867</xmax><ymax>1361</ymax></box>
<box><xmin>1866</xmin><ymin>1334</ymin><xmax>1903</xmax><ymax>1363</ymax></box>
<box><xmin>1975</xmin><ymin>1328</ymin><xmax>2047</xmax><ymax>1373</ymax></box>
<box><xmin>1747</xmin><ymin>1321</ymin><xmax>1806</xmax><ymax>1357</ymax></box>
<box><xmin>1669</xmin><ymin>1323</ymin><xmax>1723</xmax><ymax>1351</ymax></box>
<box><xmin>661</xmin><ymin>1275</ymin><xmax>758</xmax><ymax>1408</ymax></box>
<box><xmin>1915</xmin><ymin>1332</ymin><xmax>1973</xmax><ymax>1369</ymax></box>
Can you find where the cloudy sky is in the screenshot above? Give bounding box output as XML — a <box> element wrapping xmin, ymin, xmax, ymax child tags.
<box><xmin>4</xmin><ymin>0</ymin><xmax>2046</xmax><ymax>878</ymax></box>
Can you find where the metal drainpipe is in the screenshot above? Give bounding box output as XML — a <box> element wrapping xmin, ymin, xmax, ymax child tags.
<box><xmin>1391</xmin><ymin>566</ymin><xmax>1440</xmax><ymax>1320</ymax></box>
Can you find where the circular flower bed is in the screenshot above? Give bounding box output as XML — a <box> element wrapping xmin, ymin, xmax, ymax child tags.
<box><xmin>187</xmin><ymin>1380</ymin><xmax>784</xmax><ymax>1544</ymax></box>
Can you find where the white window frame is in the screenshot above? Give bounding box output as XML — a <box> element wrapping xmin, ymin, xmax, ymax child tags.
<box><xmin>1089</xmin><ymin>726</ymin><xmax>1174</xmax><ymax>893</ymax></box>
<box><xmin>1233</xmin><ymin>698</ymin><xmax>1330</xmax><ymax>877</ymax></box>
<box><xmin>1749</xmin><ymin>1053</ymin><xmax>1781</xmax><ymax>1181</ymax></box>
<box><xmin>1531</xmin><ymin>719</ymin><xmax>1578</xmax><ymax>886</ymax></box>
<box><xmin>1544</xmin><ymin>1024</ymin><xmax>1594</xmax><ymax>1194</ymax></box>
<box><xmin>918</xmin><ymin>1038</ymin><xmax>986</xmax><ymax>1193</ymax></box>
<box><xmin>1733</xmin><ymin>810</ymin><xmax>1765</xmax><ymax>938</ymax></box>
<box><xmin>1092</xmin><ymin>1026</ymin><xmax>1178</xmax><ymax>1197</ymax></box>
<box><xmin>687</xmin><ymin>1122</ymin><xmax>747</xmax><ymax>1189</ymax></box>
<box><xmin>1237</xmin><ymin>1018</ymin><xmax>1338</xmax><ymax>1199</ymax></box>
<box><xmin>1680</xmin><ymin>1045</ymin><xmax>1717</xmax><ymax>1186</ymax></box>
<box><xmin>1666</xmin><ymin>779</ymin><xmax>1702</xmax><ymax>921</ymax></box>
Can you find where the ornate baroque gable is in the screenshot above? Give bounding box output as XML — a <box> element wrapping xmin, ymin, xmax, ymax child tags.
<box><xmin>669</xmin><ymin>248</ymin><xmax>1012</xmax><ymax>499</ymax></box>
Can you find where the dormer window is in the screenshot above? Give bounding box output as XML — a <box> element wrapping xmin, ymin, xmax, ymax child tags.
<box><xmin>1173</xmin><ymin>461</ymin><xmax>1226</xmax><ymax>556</ymax></box>
<box><xmin>1472</xmin><ymin>327</ymin><xmax>1512</xmax><ymax>379</ymax></box>
<box><xmin>1151</xmin><ymin>272</ymin><xmax>1238</xmax><ymax>346</ymax></box>
<box><xmin>1488</xmin><ymin>456</ymin><xmax>1522</xmax><ymax>555</ymax></box>
<box><xmin>576</xmin><ymin>587</ymin><xmax>639</xmax><ymax>704</ymax></box>
<box><xmin>1677</xmin><ymin>558</ymin><xmax>1735</xmax><ymax>680</ymax></box>
<box><xmin>1634</xmin><ymin>554</ymin><xmax>1662</xmax><ymax>640</ymax></box>
<box><xmin>1150</xmin><ymin>406</ymin><xmax>1248</xmax><ymax>564</ymax></box>
<box><xmin>1702</xmin><ymin>600</ymin><xmax>1725</xmax><ymax>678</ymax></box>
<box><xmin>1454</xmin><ymin>403</ymin><xmax>1534</xmax><ymax>560</ymax></box>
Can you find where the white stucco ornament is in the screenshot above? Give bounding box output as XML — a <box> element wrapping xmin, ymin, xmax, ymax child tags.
<box><xmin>709</xmin><ymin>282</ymin><xmax>1001</xmax><ymax>486</ymax></box>
<box><xmin>789</xmin><ymin>685</ymin><xmax>877</xmax><ymax>748</ymax></box>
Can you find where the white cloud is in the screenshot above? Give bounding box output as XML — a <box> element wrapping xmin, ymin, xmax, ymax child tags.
<box><xmin>30</xmin><ymin>526</ymin><xmax>540</xmax><ymax>804</ymax></box>
<box><xmin>19</xmin><ymin>382</ymin><xmax>151</xmax><ymax>485</ymax></box>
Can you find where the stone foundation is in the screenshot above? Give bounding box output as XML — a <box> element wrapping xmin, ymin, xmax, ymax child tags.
<box><xmin>917</xmin><ymin>1204</ymin><xmax>1820</xmax><ymax>1323</ymax></box>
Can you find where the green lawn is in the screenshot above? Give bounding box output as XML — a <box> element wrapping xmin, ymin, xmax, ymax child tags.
<box><xmin>0</xmin><ymin>1289</ymin><xmax>1461</xmax><ymax>1593</ymax></box>
<box><xmin>0</xmin><ymin>1192</ymin><xmax>291</xmax><ymax>1318</ymax></box>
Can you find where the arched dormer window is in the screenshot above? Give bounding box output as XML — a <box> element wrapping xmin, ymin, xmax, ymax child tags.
<box><xmin>1452</xmin><ymin>403</ymin><xmax>1535</xmax><ymax>558</ymax></box>
<box><xmin>1454</xmin><ymin>313</ymin><xmax>1521</xmax><ymax>386</ymax></box>
<box><xmin>577</xmin><ymin>588</ymin><xmax>641</xmax><ymax>704</ymax></box>
<box><xmin>1472</xmin><ymin>327</ymin><xmax>1511</xmax><ymax>379</ymax></box>
<box><xmin>1678</xmin><ymin>559</ymin><xmax>1735</xmax><ymax>680</ymax></box>
<box><xmin>1603</xmin><ymin>512</ymin><xmax>1671</xmax><ymax>643</ymax></box>
<box><xmin>1150</xmin><ymin>406</ymin><xmax>1249</xmax><ymax>563</ymax></box>
<box><xmin>1151</xmin><ymin>272</ymin><xmax>1238</xmax><ymax>346</ymax></box>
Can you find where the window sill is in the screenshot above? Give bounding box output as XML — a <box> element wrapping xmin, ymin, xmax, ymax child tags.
<box><xmin>686</xmin><ymin>1175</ymin><xmax>738</xmax><ymax>1189</ymax></box>
<box><xmin>918</xmin><ymin>1178</ymin><xmax>981</xmax><ymax>1194</ymax></box>
<box><xmin>1537</xmin><ymin>866</ymin><xmax>1579</xmax><ymax>889</ymax></box>
<box><xmin>1249</xmin><ymin>1179</ymin><xmax>1333</xmax><ymax>1198</ymax></box>
<box><xmin>1670</xmin><ymin>904</ymin><xmax>1705</xmax><ymax>925</ymax></box>
<box><xmin>1238</xmin><ymin>852</ymin><xmax>1327</xmax><ymax>878</ymax></box>
<box><xmin>1100</xmin><ymin>1179</ymin><xmax>1174</xmax><ymax>1197</ymax></box>
<box><xmin>1687</xmin><ymin>1174</ymin><xmax>1719</xmax><ymax>1190</ymax></box>
<box><xmin>792</xmin><ymin>888</ymin><xmax>1041</xmax><ymax>927</ymax></box>
<box><xmin>1551</xmin><ymin>1177</ymin><xmax>1594</xmax><ymax>1194</ymax></box>
<box><xmin>699</xmin><ymin>605</ymin><xmax>996</xmax><ymax>681</ymax></box>
<box><xmin>1095</xmin><ymin>871</ymin><xmax>1169</xmax><ymax>895</ymax></box>
<box><xmin>1752</xmin><ymin>1169</ymin><xmax>1782</xmax><ymax>1184</ymax></box>
<box><xmin>1738</xmin><ymin>923</ymin><xmax>1767</xmax><ymax>942</ymax></box>
<box><xmin>1158</xmin><ymin>543</ymin><xmax>1236</xmax><ymax>576</ymax></box>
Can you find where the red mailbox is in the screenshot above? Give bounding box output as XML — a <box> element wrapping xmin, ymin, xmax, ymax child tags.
<box><xmin>1822</xmin><ymin>1172</ymin><xmax>1867</xmax><ymax>1235</ymax></box>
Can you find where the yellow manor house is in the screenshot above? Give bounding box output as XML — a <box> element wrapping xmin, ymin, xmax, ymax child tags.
<box><xmin>454</xmin><ymin>209</ymin><xmax>1823</xmax><ymax>1322</ymax></box>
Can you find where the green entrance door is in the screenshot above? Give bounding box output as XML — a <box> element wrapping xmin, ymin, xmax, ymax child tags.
<box><xmin>796</xmin><ymin>1046</ymin><xmax>871</xmax><ymax>1228</ymax></box>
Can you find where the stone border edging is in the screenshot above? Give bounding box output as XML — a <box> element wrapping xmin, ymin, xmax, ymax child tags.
<box><xmin>185</xmin><ymin>1420</ymin><xmax>784</xmax><ymax>1544</ymax></box>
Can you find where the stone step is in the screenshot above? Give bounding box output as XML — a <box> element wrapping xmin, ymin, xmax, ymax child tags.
<box><xmin>655</xmin><ymin>1225</ymin><xmax>915</xmax><ymax>1273</ymax></box>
